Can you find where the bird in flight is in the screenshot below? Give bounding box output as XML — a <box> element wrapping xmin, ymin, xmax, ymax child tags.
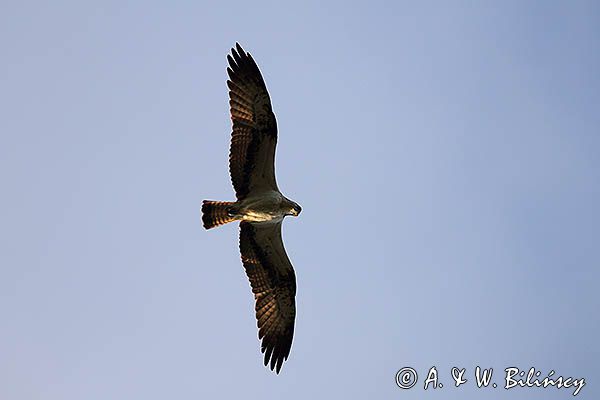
<box><xmin>201</xmin><ymin>43</ymin><xmax>301</xmax><ymax>374</ymax></box>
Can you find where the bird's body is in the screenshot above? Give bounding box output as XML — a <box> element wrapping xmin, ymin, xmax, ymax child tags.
<box><xmin>201</xmin><ymin>43</ymin><xmax>301</xmax><ymax>374</ymax></box>
<box><xmin>237</xmin><ymin>190</ymin><xmax>290</xmax><ymax>223</ymax></box>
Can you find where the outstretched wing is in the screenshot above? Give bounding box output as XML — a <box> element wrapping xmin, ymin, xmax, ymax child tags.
<box><xmin>227</xmin><ymin>43</ymin><xmax>278</xmax><ymax>200</ymax></box>
<box><xmin>239</xmin><ymin>221</ymin><xmax>296</xmax><ymax>373</ymax></box>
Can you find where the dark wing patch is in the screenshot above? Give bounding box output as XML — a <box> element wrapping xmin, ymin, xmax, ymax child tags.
<box><xmin>239</xmin><ymin>221</ymin><xmax>296</xmax><ymax>373</ymax></box>
<box><xmin>227</xmin><ymin>43</ymin><xmax>278</xmax><ymax>199</ymax></box>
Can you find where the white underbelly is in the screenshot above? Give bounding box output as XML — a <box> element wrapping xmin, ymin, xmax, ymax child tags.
<box><xmin>241</xmin><ymin>212</ymin><xmax>283</xmax><ymax>223</ymax></box>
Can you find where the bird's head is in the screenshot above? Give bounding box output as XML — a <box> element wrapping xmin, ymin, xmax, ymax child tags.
<box><xmin>287</xmin><ymin>201</ymin><xmax>302</xmax><ymax>217</ymax></box>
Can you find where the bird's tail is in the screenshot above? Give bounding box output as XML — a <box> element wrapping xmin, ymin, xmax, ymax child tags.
<box><xmin>201</xmin><ymin>200</ymin><xmax>238</xmax><ymax>229</ymax></box>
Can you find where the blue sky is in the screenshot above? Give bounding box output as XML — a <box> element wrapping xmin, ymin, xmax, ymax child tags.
<box><xmin>1</xmin><ymin>1</ymin><xmax>598</xmax><ymax>399</ymax></box>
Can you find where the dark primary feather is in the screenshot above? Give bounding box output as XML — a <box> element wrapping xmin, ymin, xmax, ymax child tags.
<box><xmin>239</xmin><ymin>221</ymin><xmax>296</xmax><ymax>373</ymax></box>
<box><xmin>227</xmin><ymin>43</ymin><xmax>279</xmax><ymax>200</ymax></box>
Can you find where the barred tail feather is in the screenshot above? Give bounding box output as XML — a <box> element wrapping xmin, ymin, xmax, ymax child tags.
<box><xmin>202</xmin><ymin>200</ymin><xmax>238</xmax><ymax>229</ymax></box>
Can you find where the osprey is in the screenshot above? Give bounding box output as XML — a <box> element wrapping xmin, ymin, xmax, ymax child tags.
<box><xmin>201</xmin><ymin>43</ymin><xmax>301</xmax><ymax>374</ymax></box>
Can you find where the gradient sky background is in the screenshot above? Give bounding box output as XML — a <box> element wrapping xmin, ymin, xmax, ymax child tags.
<box><xmin>1</xmin><ymin>1</ymin><xmax>599</xmax><ymax>399</ymax></box>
